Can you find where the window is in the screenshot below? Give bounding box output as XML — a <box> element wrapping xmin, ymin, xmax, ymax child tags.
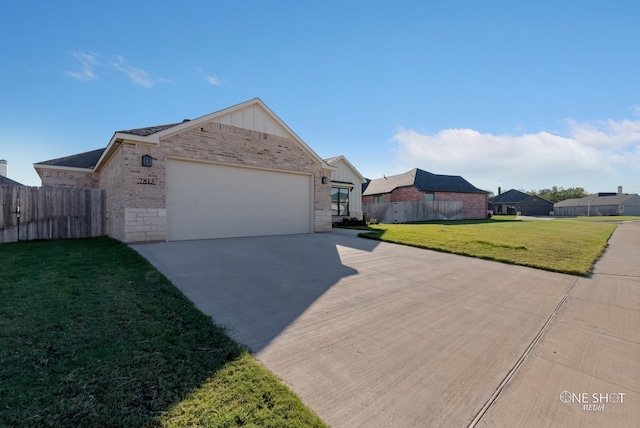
<box><xmin>373</xmin><ymin>194</ymin><xmax>383</xmax><ymax>203</ymax></box>
<box><xmin>331</xmin><ymin>188</ymin><xmax>349</xmax><ymax>216</ymax></box>
<box><xmin>424</xmin><ymin>192</ymin><xmax>434</xmax><ymax>201</ymax></box>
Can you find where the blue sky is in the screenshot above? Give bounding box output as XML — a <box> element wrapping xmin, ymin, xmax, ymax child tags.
<box><xmin>2</xmin><ymin>1</ymin><xmax>639</xmax><ymax>195</ymax></box>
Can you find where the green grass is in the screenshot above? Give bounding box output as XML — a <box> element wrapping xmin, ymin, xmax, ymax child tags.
<box><xmin>0</xmin><ymin>237</ymin><xmax>326</xmax><ymax>428</ymax></box>
<box><xmin>359</xmin><ymin>217</ymin><xmax>617</xmax><ymax>275</ymax></box>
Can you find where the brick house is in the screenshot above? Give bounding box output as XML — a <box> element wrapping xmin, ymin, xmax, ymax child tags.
<box><xmin>362</xmin><ymin>168</ymin><xmax>488</xmax><ymax>220</ymax></box>
<box><xmin>33</xmin><ymin>98</ymin><xmax>335</xmax><ymax>242</ymax></box>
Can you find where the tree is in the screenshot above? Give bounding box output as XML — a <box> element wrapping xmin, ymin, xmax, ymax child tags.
<box><xmin>526</xmin><ymin>186</ymin><xmax>589</xmax><ymax>203</ymax></box>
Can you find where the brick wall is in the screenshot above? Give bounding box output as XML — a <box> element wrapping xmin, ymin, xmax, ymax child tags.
<box><xmin>362</xmin><ymin>193</ymin><xmax>389</xmax><ymax>204</ymax></box>
<box><xmin>390</xmin><ymin>186</ymin><xmax>424</xmax><ymax>202</ymax></box>
<box><xmin>436</xmin><ymin>192</ymin><xmax>487</xmax><ymax>219</ymax></box>
<box><xmin>161</xmin><ymin>121</ymin><xmax>332</xmax><ymax>233</ymax></box>
<box><xmin>93</xmin><ymin>121</ymin><xmax>331</xmax><ymax>241</ymax></box>
<box><xmin>363</xmin><ymin>187</ymin><xmax>487</xmax><ymax>219</ymax></box>
<box><xmin>38</xmin><ymin>119</ymin><xmax>332</xmax><ymax>242</ymax></box>
<box><xmin>40</xmin><ymin>170</ymin><xmax>99</xmax><ymax>188</ymax></box>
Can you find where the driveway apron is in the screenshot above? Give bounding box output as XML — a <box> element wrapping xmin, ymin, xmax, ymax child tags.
<box><xmin>132</xmin><ymin>224</ymin><xmax>638</xmax><ymax>427</ymax></box>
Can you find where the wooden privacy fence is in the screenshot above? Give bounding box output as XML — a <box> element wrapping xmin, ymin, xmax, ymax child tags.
<box><xmin>363</xmin><ymin>201</ymin><xmax>463</xmax><ymax>223</ymax></box>
<box><xmin>0</xmin><ymin>186</ymin><xmax>105</xmax><ymax>243</ymax></box>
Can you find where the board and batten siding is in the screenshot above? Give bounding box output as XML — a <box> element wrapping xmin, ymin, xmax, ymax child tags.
<box><xmin>0</xmin><ymin>185</ymin><xmax>105</xmax><ymax>243</ymax></box>
<box><xmin>330</xmin><ymin>158</ymin><xmax>364</xmax><ymax>219</ymax></box>
<box><xmin>211</xmin><ymin>105</ymin><xmax>289</xmax><ymax>138</ymax></box>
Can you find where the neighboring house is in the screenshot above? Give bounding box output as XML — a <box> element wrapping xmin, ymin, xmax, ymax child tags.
<box><xmin>0</xmin><ymin>176</ymin><xmax>24</xmax><ymax>186</ymax></box>
<box><xmin>488</xmin><ymin>189</ymin><xmax>553</xmax><ymax>216</ymax></box>
<box><xmin>554</xmin><ymin>188</ymin><xmax>640</xmax><ymax>216</ymax></box>
<box><xmin>0</xmin><ymin>160</ymin><xmax>24</xmax><ymax>186</ymax></box>
<box><xmin>34</xmin><ymin>98</ymin><xmax>335</xmax><ymax>242</ymax></box>
<box><xmin>362</xmin><ymin>168</ymin><xmax>488</xmax><ymax>220</ymax></box>
<box><xmin>324</xmin><ymin>155</ymin><xmax>366</xmax><ymax>221</ymax></box>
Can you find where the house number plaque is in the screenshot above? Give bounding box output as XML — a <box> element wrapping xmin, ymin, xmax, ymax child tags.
<box><xmin>138</xmin><ymin>178</ymin><xmax>157</xmax><ymax>185</ymax></box>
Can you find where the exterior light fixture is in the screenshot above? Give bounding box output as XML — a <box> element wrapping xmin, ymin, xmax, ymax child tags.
<box><xmin>141</xmin><ymin>155</ymin><xmax>153</xmax><ymax>167</ymax></box>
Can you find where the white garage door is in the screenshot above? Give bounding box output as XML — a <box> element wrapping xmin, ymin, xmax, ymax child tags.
<box><xmin>167</xmin><ymin>160</ymin><xmax>312</xmax><ymax>241</ymax></box>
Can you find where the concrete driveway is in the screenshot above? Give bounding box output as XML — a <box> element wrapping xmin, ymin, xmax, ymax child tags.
<box><xmin>132</xmin><ymin>223</ymin><xmax>639</xmax><ymax>427</ymax></box>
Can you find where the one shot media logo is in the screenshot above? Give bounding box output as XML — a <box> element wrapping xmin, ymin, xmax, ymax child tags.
<box><xmin>560</xmin><ymin>391</ymin><xmax>626</xmax><ymax>411</ymax></box>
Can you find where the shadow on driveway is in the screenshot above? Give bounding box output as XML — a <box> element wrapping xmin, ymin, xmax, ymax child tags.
<box><xmin>133</xmin><ymin>229</ymin><xmax>586</xmax><ymax>427</ymax></box>
<box><xmin>132</xmin><ymin>230</ymin><xmax>380</xmax><ymax>353</ymax></box>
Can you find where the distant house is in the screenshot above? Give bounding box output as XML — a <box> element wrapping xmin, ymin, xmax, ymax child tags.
<box><xmin>488</xmin><ymin>189</ymin><xmax>553</xmax><ymax>216</ymax></box>
<box><xmin>0</xmin><ymin>160</ymin><xmax>24</xmax><ymax>186</ymax></box>
<box><xmin>554</xmin><ymin>188</ymin><xmax>640</xmax><ymax>216</ymax></box>
<box><xmin>324</xmin><ymin>156</ymin><xmax>366</xmax><ymax>221</ymax></box>
<box><xmin>362</xmin><ymin>168</ymin><xmax>487</xmax><ymax>221</ymax></box>
<box><xmin>0</xmin><ymin>176</ymin><xmax>24</xmax><ymax>186</ymax></box>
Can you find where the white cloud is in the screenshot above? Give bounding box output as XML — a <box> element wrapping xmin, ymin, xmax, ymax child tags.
<box><xmin>66</xmin><ymin>51</ymin><xmax>97</xmax><ymax>81</ymax></box>
<box><xmin>206</xmin><ymin>75</ymin><xmax>223</xmax><ymax>85</ymax></box>
<box><xmin>111</xmin><ymin>56</ymin><xmax>168</xmax><ymax>87</ymax></box>
<box><xmin>391</xmin><ymin>117</ymin><xmax>640</xmax><ymax>193</ymax></box>
<box><xmin>195</xmin><ymin>65</ymin><xmax>224</xmax><ymax>85</ymax></box>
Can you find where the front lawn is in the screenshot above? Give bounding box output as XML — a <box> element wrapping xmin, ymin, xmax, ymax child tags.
<box><xmin>0</xmin><ymin>237</ymin><xmax>325</xmax><ymax>427</ymax></box>
<box><xmin>359</xmin><ymin>217</ymin><xmax>617</xmax><ymax>275</ymax></box>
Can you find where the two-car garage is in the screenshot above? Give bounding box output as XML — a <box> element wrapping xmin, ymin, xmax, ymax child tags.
<box><xmin>166</xmin><ymin>159</ymin><xmax>312</xmax><ymax>241</ymax></box>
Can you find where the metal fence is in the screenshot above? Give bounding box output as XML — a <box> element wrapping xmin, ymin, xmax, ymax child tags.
<box><xmin>0</xmin><ymin>186</ymin><xmax>105</xmax><ymax>243</ymax></box>
<box><xmin>363</xmin><ymin>201</ymin><xmax>463</xmax><ymax>223</ymax></box>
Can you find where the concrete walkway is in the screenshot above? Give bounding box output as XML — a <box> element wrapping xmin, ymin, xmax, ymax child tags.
<box><xmin>132</xmin><ymin>223</ymin><xmax>639</xmax><ymax>427</ymax></box>
<box><xmin>476</xmin><ymin>221</ymin><xmax>640</xmax><ymax>427</ymax></box>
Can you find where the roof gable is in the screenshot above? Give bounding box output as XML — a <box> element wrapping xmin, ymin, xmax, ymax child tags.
<box><xmin>150</xmin><ymin>98</ymin><xmax>330</xmax><ymax>169</ymax></box>
<box><xmin>153</xmin><ymin>98</ymin><xmax>295</xmax><ymax>141</ymax></box>
<box><xmin>34</xmin><ymin>98</ymin><xmax>333</xmax><ymax>174</ymax></box>
<box><xmin>325</xmin><ymin>156</ymin><xmax>366</xmax><ymax>183</ymax></box>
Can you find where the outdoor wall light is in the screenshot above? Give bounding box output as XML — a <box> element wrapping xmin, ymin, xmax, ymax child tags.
<box><xmin>321</xmin><ymin>176</ymin><xmax>328</xmax><ymax>184</ymax></box>
<box><xmin>141</xmin><ymin>154</ymin><xmax>153</xmax><ymax>167</ymax></box>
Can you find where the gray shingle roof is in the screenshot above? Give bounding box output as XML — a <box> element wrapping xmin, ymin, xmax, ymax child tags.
<box><xmin>489</xmin><ymin>189</ymin><xmax>530</xmax><ymax>203</ymax></box>
<box><xmin>362</xmin><ymin>168</ymin><xmax>486</xmax><ymax>196</ymax></box>
<box><xmin>36</xmin><ymin>148</ymin><xmax>105</xmax><ymax>169</ymax></box>
<box><xmin>117</xmin><ymin>120</ymin><xmax>186</xmax><ymax>136</ymax></box>
<box><xmin>0</xmin><ymin>175</ymin><xmax>24</xmax><ymax>186</ymax></box>
<box><xmin>34</xmin><ymin>119</ymin><xmax>187</xmax><ymax>169</ymax></box>
<box><xmin>554</xmin><ymin>193</ymin><xmax>640</xmax><ymax>207</ymax></box>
